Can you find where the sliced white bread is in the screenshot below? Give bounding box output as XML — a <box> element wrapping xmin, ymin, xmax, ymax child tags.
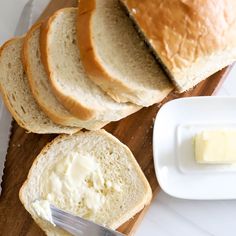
<box><xmin>121</xmin><ymin>0</ymin><xmax>236</xmax><ymax>92</ymax></box>
<box><xmin>23</xmin><ymin>23</ymin><xmax>108</xmax><ymax>130</ymax></box>
<box><xmin>0</xmin><ymin>38</ymin><xmax>79</xmax><ymax>134</ymax></box>
<box><xmin>19</xmin><ymin>129</ymin><xmax>152</xmax><ymax>235</ymax></box>
<box><xmin>77</xmin><ymin>0</ymin><xmax>173</xmax><ymax>106</ymax></box>
<box><xmin>40</xmin><ymin>7</ymin><xmax>140</xmax><ymax>121</ymax></box>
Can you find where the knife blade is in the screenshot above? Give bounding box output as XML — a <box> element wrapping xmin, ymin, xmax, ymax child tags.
<box><xmin>0</xmin><ymin>101</ymin><xmax>12</xmax><ymax>193</ymax></box>
<box><xmin>0</xmin><ymin>0</ymin><xmax>34</xmax><ymax>194</ymax></box>
<box><xmin>14</xmin><ymin>0</ymin><xmax>34</xmax><ymax>36</ymax></box>
<box><xmin>50</xmin><ymin>205</ymin><xmax>125</xmax><ymax>236</ymax></box>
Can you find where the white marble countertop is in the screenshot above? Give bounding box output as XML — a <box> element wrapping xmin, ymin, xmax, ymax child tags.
<box><xmin>1</xmin><ymin>1</ymin><xmax>236</xmax><ymax>235</ymax></box>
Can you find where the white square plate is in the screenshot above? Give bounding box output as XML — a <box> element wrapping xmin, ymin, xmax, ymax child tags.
<box><xmin>153</xmin><ymin>96</ymin><xmax>236</xmax><ymax>199</ymax></box>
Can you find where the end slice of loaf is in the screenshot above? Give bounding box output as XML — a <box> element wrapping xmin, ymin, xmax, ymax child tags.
<box><xmin>40</xmin><ymin>7</ymin><xmax>140</xmax><ymax>121</ymax></box>
<box><xmin>23</xmin><ymin>23</ymin><xmax>107</xmax><ymax>130</ymax></box>
<box><xmin>19</xmin><ymin>129</ymin><xmax>152</xmax><ymax>235</ymax></box>
<box><xmin>0</xmin><ymin>37</ymin><xmax>79</xmax><ymax>134</ymax></box>
<box><xmin>77</xmin><ymin>0</ymin><xmax>173</xmax><ymax>106</ymax></box>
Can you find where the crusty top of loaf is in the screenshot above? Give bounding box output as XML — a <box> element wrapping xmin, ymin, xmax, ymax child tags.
<box><xmin>122</xmin><ymin>0</ymin><xmax>236</xmax><ymax>73</ymax></box>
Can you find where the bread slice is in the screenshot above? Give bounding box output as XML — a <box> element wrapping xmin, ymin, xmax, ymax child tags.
<box><xmin>19</xmin><ymin>129</ymin><xmax>152</xmax><ymax>235</ymax></box>
<box><xmin>121</xmin><ymin>0</ymin><xmax>236</xmax><ymax>92</ymax></box>
<box><xmin>77</xmin><ymin>0</ymin><xmax>173</xmax><ymax>106</ymax></box>
<box><xmin>23</xmin><ymin>23</ymin><xmax>108</xmax><ymax>130</ymax></box>
<box><xmin>40</xmin><ymin>7</ymin><xmax>140</xmax><ymax>121</ymax></box>
<box><xmin>0</xmin><ymin>37</ymin><xmax>79</xmax><ymax>134</ymax></box>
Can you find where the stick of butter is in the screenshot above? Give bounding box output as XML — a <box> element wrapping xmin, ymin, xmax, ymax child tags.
<box><xmin>194</xmin><ymin>130</ymin><xmax>236</xmax><ymax>164</ymax></box>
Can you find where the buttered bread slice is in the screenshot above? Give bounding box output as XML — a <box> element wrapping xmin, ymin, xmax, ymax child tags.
<box><xmin>19</xmin><ymin>130</ymin><xmax>152</xmax><ymax>235</ymax></box>
<box><xmin>0</xmin><ymin>38</ymin><xmax>79</xmax><ymax>134</ymax></box>
<box><xmin>40</xmin><ymin>8</ymin><xmax>140</xmax><ymax>121</ymax></box>
<box><xmin>77</xmin><ymin>0</ymin><xmax>173</xmax><ymax>106</ymax></box>
<box><xmin>23</xmin><ymin>23</ymin><xmax>107</xmax><ymax>130</ymax></box>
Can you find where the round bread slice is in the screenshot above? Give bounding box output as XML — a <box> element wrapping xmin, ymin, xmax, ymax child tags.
<box><xmin>77</xmin><ymin>0</ymin><xmax>173</xmax><ymax>106</ymax></box>
<box><xmin>0</xmin><ymin>37</ymin><xmax>79</xmax><ymax>134</ymax></box>
<box><xmin>40</xmin><ymin>7</ymin><xmax>140</xmax><ymax>121</ymax></box>
<box><xmin>23</xmin><ymin>23</ymin><xmax>108</xmax><ymax>130</ymax></box>
<box><xmin>19</xmin><ymin>129</ymin><xmax>152</xmax><ymax>235</ymax></box>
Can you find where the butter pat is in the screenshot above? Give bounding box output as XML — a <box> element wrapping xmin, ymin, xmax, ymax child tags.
<box><xmin>195</xmin><ymin>130</ymin><xmax>236</xmax><ymax>164</ymax></box>
<box><xmin>43</xmin><ymin>153</ymin><xmax>105</xmax><ymax>213</ymax></box>
<box><xmin>40</xmin><ymin>152</ymin><xmax>121</xmax><ymax>218</ymax></box>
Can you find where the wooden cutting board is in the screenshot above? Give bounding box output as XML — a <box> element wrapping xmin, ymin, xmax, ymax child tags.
<box><xmin>0</xmin><ymin>0</ymin><xmax>233</xmax><ymax>235</ymax></box>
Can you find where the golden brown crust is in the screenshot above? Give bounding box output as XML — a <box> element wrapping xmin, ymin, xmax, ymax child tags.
<box><xmin>122</xmin><ymin>0</ymin><xmax>236</xmax><ymax>89</ymax></box>
<box><xmin>23</xmin><ymin>22</ymin><xmax>78</xmax><ymax>126</ymax></box>
<box><xmin>77</xmin><ymin>0</ymin><xmax>143</xmax><ymax>103</ymax></box>
<box><xmin>122</xmin><ymin>0</ymin><xmax>236</xmax><ymax>70</ymax></box>
<box><xmin>23</xmin><ymin>23</ymin><xmax>107</xmax><ymax>130</ymax></box>
<box><xmin>40</xmin><ymin>8</ymin><xmax>94</xmax><ymax>121</ymax></box>
<box><xmin>23</xmin><ymin>23</ymin><xmax>59</xmax><ymax>123</ymax></box>
<box><xmin>0</xmin><ymin>38</ymin><xmax>32</xmax><ymax>132</ymax></box>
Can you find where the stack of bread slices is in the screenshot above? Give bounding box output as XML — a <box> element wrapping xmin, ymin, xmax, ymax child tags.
<box><xmin>0</xmin><ymin>0</ymin><xmax>173</xmax><ymax>134</ymax></box>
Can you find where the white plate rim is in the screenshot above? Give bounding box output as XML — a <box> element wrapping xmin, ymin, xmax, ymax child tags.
<box><xmin>153</xmin><ymin>96</ymin><xmax>236</xmax><ymax>200</ymax></box>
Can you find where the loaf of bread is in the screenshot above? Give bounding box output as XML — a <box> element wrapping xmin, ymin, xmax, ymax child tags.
<box><xmin>19</xmin><ymin>129</ymin><xmax>152</xmax><ymax>235</ymax></box>
<box><xmin>0</xmin><ymin>37</ymin><xmax>80</xmax><ymax>134</ymax></box>
<box><xmin>40</xmin><ymin>7</ymin><xmax>140</xmax><ymax>121</ymax></box>
<box><xmin>121</xmin><ymin>0</ymin><xmax>236</xmax><ymax>92</ymax></box>
<box><xmin>77</xmin><ymin>0</ymin><xmax>173</xmax><ymax>106</ymax></box>
<box><xmin>23</xmin><ymin>23</ymin><xmax>108</xmax><ymax>130</ymax></box>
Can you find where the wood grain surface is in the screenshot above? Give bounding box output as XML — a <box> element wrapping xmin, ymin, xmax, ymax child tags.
<box><xmin>0</xmin><ymin>0</ymin><xmax>232</xmax><ymax>235</ymax></box>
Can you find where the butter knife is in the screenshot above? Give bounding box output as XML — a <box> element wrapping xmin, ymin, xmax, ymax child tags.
<box><xmin>50</xmin><ymin>205</ymin><xmax>125</xmax><ymax>236</ymax></box>
<box><xmin>0</xmin><ymin>102</ymin><xmax>12</xmax><ymax>193</ymax></box>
